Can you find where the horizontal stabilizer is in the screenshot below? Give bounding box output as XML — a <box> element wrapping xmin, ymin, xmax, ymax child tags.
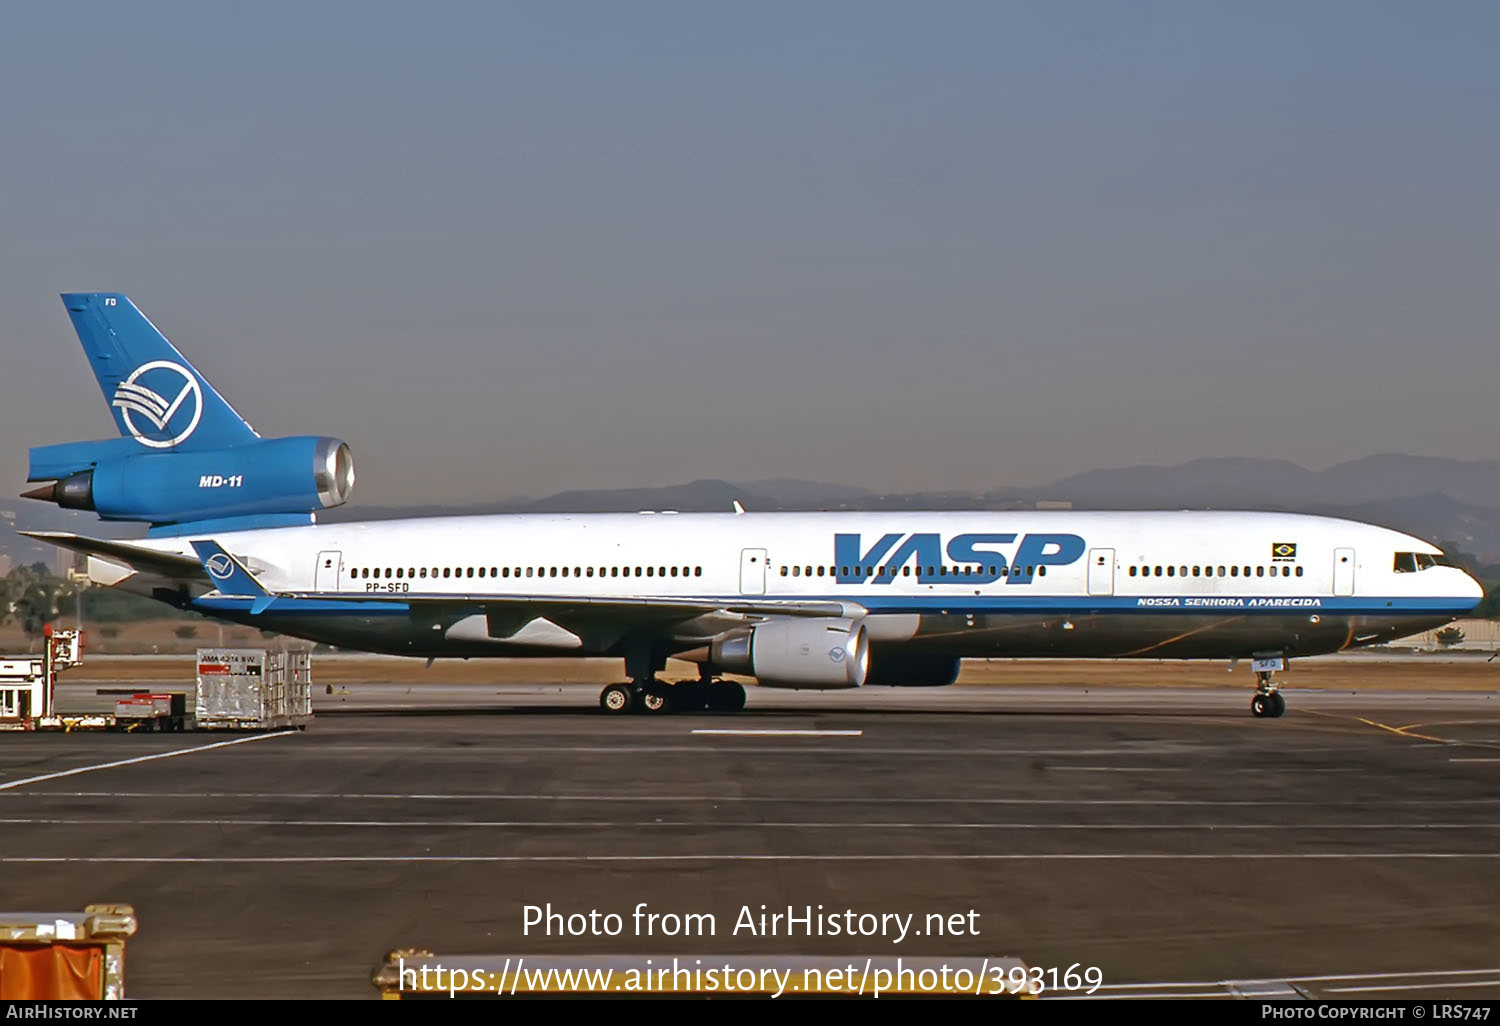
<box><xmin>189</xmin><ymin>540</ymin><xmax>276</xmax><ymax>614</ymax></box>
<box><xmin>20</xmin><ymin>531</ymin><xmax>203</xmax><ymax>580</ymax></box>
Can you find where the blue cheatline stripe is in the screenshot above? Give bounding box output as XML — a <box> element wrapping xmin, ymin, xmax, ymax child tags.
<box><xmin>193</xmin><ymin>598</ymin><xmax>411</xmax><ymax>616</ymax></box>
<box><xmin>193</xmin><ymin>593</ymin><xmax>1476</xmax><ymax>618</ymax></box>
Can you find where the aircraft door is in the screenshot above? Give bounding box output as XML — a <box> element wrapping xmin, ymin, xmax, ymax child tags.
<box><xmin>315</xmin><ymin>550</ymin><xmax>343</xmax><ymax>591</ymax></box>
<box><xmin>739</xmin><ymin>548</ymin><xmax>767</xmax><ymax>596</ymax></box>
<box><xmin>1333</xmin><ymin>548</ymin><xmax>1355</xmax><ymax>596</ymax></box>
<box><xmin>1087</xmin><ymin>548</ymin><xmax>1115</xmax><ymax>596</ymax></box>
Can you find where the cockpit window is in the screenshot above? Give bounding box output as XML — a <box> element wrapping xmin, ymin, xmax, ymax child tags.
<box><xmin>1393</xmin><ymin>552</ymin><xmax>1437</xmax><ymax>573</ymax></box>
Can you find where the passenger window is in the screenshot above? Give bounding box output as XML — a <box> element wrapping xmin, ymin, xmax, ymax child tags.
<box><xmin>1282</xmin><ymin>566</ymin><xmax>1290</xmax><ymax>577</ymax></box>
<box><xmin>790</xmin><ymin>566</ymin><xmax>798</xmax><ymax>577</ymax></box>
<box><xmin>903</xmin><ymin>566</ymin><xmax>911</xmax><ymax>577</ymax></box>
<box><xmin>695</xmin><ymin>567</ymin><xmax>702</xmax><ymax>576</ymax></box>
<box><xmin>1167</xmin><ymin>566</ymin><xmax>1175</xmax><ymax>577</ymax></box>
<box><xmin>817</xmin><ymin>566</ymin><xmax>826</xmax><ymax>577</ymax></box>
<box><xmin>1295</xmin><ymin>566</ymin><xmax>1304</xmax><ymax>577</ymax></box>
<box><xmin>467</xmin><ymin>567</ymin><xmax>475</xmax><ymax>578</ymax></box>
<box><xmin>1217</xmin><ymin>566</ymin><xmax>1226</xmax><ymax>577</ymax></box>
<box><xmin>671</xmin><ymin>566</ymin><xmax>678</xmax><ymax>577</ymax></box>
<box><xmin>1229</xmin><ymin>566</ymin><xmax>1237</xmax><ymax>577</ymax></box>
<box><xmin>1256</xmin><ymin>566</ymin><xmax>1264</xmax><ymax>577</ymax></box>
<box><xmin>548</xmin><ymin>567</ymin><xmax>556</xmax><ymax>577</ymax></box>
<box><xmin>780</xmin><ymin>566</ymin><xmax>788</xmax><ymax>577</ymax></box>
<box><xmin>1128</xmin><ymin>566</ymin><xmax>1136</xmax><ymax>577</ymax></box>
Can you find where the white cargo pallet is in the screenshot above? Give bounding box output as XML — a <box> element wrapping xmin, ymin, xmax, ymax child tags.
<box><xmin>195</xmin><ymin>648</ymin><xmax>313</xmax><ymax>730</ymax></box>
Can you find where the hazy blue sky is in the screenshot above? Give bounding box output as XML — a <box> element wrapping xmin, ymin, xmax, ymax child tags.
<box><xmin>2</xmin><ymin>2</ymin><xmax>1496</xmax><ymax>505</ymax></box>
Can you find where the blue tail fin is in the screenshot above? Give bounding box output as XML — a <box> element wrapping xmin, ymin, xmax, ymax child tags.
<box><xmin>60</xmin><ymin>293</ymin><xmax>260</xmax><ymax>451</ymax></box>
<box><xmin>189</xmin><ymin>540</ymin><xmax>276</xmax><ymax>614</ymax></box>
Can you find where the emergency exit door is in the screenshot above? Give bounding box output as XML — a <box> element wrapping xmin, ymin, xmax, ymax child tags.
<box><xmin>315</xmin><ymin>550</ymin><xmax>343</xmax><ymax>591</ymax></box>
<box><xmin>1333</xmin><ymin>548</ymin><xmax>1355</xmax><ymax>597</ymax></box>
<box><xmin>739</xmin><ymin>548</ymin><xmax>767</xmax><ymax>596</ymax></box>
<box><xmin>1087</xmin><ymin>548</ymin><xmax>1115</xmax><ymax>596</ymax></box>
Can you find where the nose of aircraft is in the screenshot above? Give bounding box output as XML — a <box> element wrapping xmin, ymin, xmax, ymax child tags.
<box><xmin>1462</xmin><ymin>568</ymin><xmax>1486</xmax><ymax>604</ymax></box>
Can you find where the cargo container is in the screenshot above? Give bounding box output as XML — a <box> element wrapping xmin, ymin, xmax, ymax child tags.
<box><xmin>195</xmin><ymin>649</ymin><xmax>313</xmax><ymax>730</ymax></box>
<box><xmin>0</xmin><ymin>904</ymin><xmax>137</xmax><ymax>1000</ymax></box>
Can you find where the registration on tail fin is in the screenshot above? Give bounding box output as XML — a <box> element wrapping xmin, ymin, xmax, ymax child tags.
<box><xmin>189</xmin><ymin>540</ymin><xmax>276</xmax><ymax>614</ymax></box>
<box><xmin>61</xmin><ymin>293</ymin><xmax>259</xmax><ymax>451</ymax></box>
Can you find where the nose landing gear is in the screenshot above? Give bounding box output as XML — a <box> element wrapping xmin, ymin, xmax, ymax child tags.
<box><xmin>1249</xmin><ymin>655</ymin><xmax>1287</xmax><ymax>718</ymax></box>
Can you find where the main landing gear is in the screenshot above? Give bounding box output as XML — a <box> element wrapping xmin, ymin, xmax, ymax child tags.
<box><xmin>598</xmin><ymin>676</ymin><xmax>747</xmax><ymax>715</ymax></box>
<box><xmin>1249</xmin><ymin>655</ymin><xmax>1287</xmax><ymax>719</ymax></box>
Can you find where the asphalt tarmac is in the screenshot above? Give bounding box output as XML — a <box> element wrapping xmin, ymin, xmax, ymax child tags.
<box><xmin>3</xmin><ymin>682</ymin><xmax>1499</xmax><ymax>999</ymax></box>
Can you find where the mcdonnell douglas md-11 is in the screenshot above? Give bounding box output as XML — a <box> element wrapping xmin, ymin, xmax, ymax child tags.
<box><xmin>20</xmin><ymin>294</ymin><xmax>1484</xmax><ymax>718</ymax></box>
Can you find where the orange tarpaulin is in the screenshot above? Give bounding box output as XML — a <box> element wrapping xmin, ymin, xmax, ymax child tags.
<box><xmin>0</xmin><ymin>944</ymin><xmax>103</xmax><ymax>1000</ymax></box>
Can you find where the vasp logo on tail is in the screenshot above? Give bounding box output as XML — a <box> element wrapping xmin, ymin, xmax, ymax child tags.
<box><xmin>204</xmin><ymin>553</ymin><xmax>235</xmax><ymax>580</ymax></box>
<box><xmin>111</xmin><ymin>360</ymin><xmax>203</xmax><ymax>448</ymax></box>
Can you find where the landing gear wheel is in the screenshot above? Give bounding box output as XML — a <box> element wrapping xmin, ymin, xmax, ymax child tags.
<box><xmin>1251</xmin><ymin>693</ymin><xmax>1272</xmax><ymax>718</ymax></box>
<box><xmin>640</xmin><ymin>688</ymin><xmax>672</xmax><ymax>714</ymax></box>
<box><xmin>671</xmin><ymin>682</ymin><xmax>708</xmax><ymax>712</ymax></box>
<box><xmin>1268</xmin><ymin>691</ymin><xmax>1286</xmax><ymax>718</ymax></box>
<box><xmin>599</xmin><ymin>683</ymin><xmax>634</xmax><ymax>715</ymax></box>
<box><xmin>721</xmin><ymin>681</ymin><xmax>746</xmax><ymax>712</ymax></box>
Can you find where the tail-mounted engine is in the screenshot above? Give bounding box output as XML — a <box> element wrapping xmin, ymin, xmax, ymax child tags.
<box><xmin>24</xmin><ymin>436</ymin><xmax>354</xmax><ymax>527</ymax></box>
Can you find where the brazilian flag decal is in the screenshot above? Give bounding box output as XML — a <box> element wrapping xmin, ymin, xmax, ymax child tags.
<box><xmin>1271</xmin><ymin>542</ymin><xmax>1297</xmax><ymax>561</ymax></box>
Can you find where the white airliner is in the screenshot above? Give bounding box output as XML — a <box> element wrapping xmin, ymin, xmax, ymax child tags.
<box><xmin>21</xmin><ymin>294</ymin><xmax>1485</xmax><ymax>718</ymax></box>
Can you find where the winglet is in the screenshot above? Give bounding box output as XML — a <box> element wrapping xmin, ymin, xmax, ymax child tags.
<box><xmin>189</xmin><ymin>540</ymin><xmax>276</xmax><ymax>614</ymax></box>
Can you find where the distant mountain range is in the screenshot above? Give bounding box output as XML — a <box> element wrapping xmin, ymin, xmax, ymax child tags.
<box><xmin>7</xmin><ymin>454</ymin><xmax>1500</xmax><ymax>567</ymax></box>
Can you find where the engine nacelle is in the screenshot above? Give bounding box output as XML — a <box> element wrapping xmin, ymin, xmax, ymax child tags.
<box><xmin>25</xmin><ymin>436</ymin><xmax>354</xmax><ymax>525</ymax></box>
<box><xmin>711</xmin><ymin>617</ymin><xmax>869</xmax><ymax>689</ymax></box>
<box><xmin>864</xmin><ymin>649</ymin><xmax>962</xmax><ymax>687</ymax></box>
